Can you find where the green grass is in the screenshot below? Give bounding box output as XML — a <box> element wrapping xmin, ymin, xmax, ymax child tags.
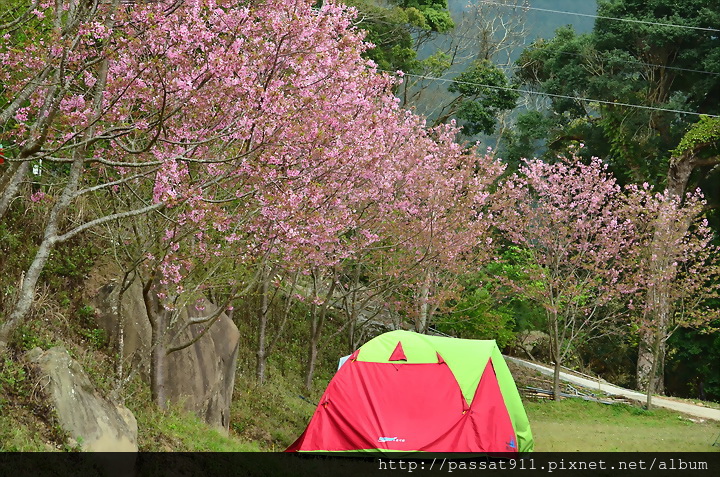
<box><xmin>526</xmin><ymin>399</ymin><xmax>720</xmax><ymax>451</ymax></box>
<box><xmin>0</xmin><ymin>354</ymin><xmax>72</xmax><ymax>451</ymax></box>
<box><xmin>0</xmin><ymin>415</ymin><xmax>50</xmax><ymax>452</ymax></box>
<box><xmin>125</xmin><ymin>378</ymin><xmax>260</xmax><ymax>452</ymax></box>
<box><xmin>134</xmin><ymin>405</ymin><xmax>261</xmax><ymax>452</ymax></box>
<box><xmin>230</xmin><ymin>369</ymin><xmax>319</xmax><ymax>451</ymax></box>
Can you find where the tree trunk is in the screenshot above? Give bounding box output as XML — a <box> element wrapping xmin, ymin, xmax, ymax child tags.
<box><xmin>637</xmin><ymin>278</ymin><xmax>670</xmax><ymax>395</ymax></box>
<box><xmin>639</xmin><ymin>265</ymin><xmax>671</xmax><ymax>395</ymax></box>
<box><xmin>0</xmin><ymin>49</ymin><xmax>112</xmax><ymax>350</ymax></box>
<box><xmin>116</xmin><ymin>283</ymin><xmax>125</xmax><ymax>385</ymax></box>
<box><xmin>645</xmin><ymin>327</ymin><xmax>664</xmax><ymax>410</ymax></box>
<box><xmin>304</xmin><ymin>334</ymin><xmax>319</xmax><ymax>391</ymax></box>
<box><xmin>637</xmin><ymin>327</ymin><xmax>665</xmax><ymax>394</ymax></box>
<box><xmin>256</xmin><ymin>267</ymin><xmax>270</xmax><ymax>384</ymax></box>
<box><xmin>347</xmin><ymin>308</ymin><xmax>358</xmax><ymax>355</ymax></box>
<box><xmin>0</xmin><ymin>161</ymin><xmax>29</xmax><ymax>219</ymax></box>
<box><xmin>636</xmin><ymin>154</ymin><xmax>694</xmax><ymax>394</ymax></box>
<box><xmin>304</xmin><ymin>270</ymin><xmax>336</xmax><ymax>391</ymax></box>
<box><xmin>265</xmin><ymin>271</ymin><xmax>298</xmax><ymax>371</ymax></box>
<box><xmin>637</xmin><ymin>195</ymin><xmax>683</xmax><ymax>394</ymax></box>
<box><xmin>0</xmin><ymin>155</ymin><xmax>84</xmax><ymax>350</ymax></box>
<box><xmin>305</xmin><ymin>296</ymin><xmax>323</xmax><ymax>392</ymax></box>
<box><xmin>144</xmin><ymin>279</ymin><xmax>169</xmax><ymax>409</ymax></box>
<box><xmin>416</xmin><ymin>272</ymin><xmax>432</xmax><ymax>333</ymax></box>
<box><xmin>550</xmin><ymin>312</ymin><xmax>562</xmax><ymax>401</ymax></box>
<box><xmin>114</xmin><ymin>271</ymin><xmax>134</xmax><ymax>387</ymax></box>
<box><xmin>553</xmin><ymin>360</ymin><xmax>562</xmax><ymax>403</ymax></box>
<box><xmin>346</xmin><ymin>263</ymin><xmax>361</xmax><ymax>354</ymax></box>
<box><xmin>636</xmin><ymin>329</ymin><xmax>655</xmax><ymax>393</ymax></box>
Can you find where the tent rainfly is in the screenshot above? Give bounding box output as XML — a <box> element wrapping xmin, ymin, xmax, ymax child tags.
<box><xmin>287</xmin><ymin>330</ymin><xmax>533</xmax><ymax>453</ymax></box>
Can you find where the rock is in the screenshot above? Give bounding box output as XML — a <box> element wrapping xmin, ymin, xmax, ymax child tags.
<box><xmin>91</xmin><ymin>279</ymin><xmax>152</xmax><ymax>380</ymax></box>
<box><xmin>163</xmin><ymin>298</ymin><xmax>240</xmax><ymax>434</ymax></box>
<box><xmin>511</xmin><ymin>330</ymin><xmax>551</xmax><ymax>361</ymax></box>
<box><xmin>85</xmin><ymin>269</ymin><xmax>239</xmax><ymax>434</ymax></box>
<box><xmin>26</xmin><ymin>347</ymin><xmax>138</xmax><ymax>452</ymax></box>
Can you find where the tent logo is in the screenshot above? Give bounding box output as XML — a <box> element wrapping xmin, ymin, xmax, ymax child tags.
<box><xmin>506</xmin><ymin>437</ymin><xmax>517</xmax><ymax>450</ymax></box>
<box><xmin>378</xmin><ymin>436</ymin><xmax>406</xmax><ymax>443</ymax></box>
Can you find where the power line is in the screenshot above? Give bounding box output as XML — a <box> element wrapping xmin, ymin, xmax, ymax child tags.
<box><xmin>477</xmin><ymin>0</ymin><xmax>720</xmax><ymax>33</ymax></box>
<box><xmin>533</xmin><ymin>48</ymin><xmax>720</xmax><ymax>77</ymax></box>
<box><xmin>387</xmin><ymin>70</ymin><xmax>719</xmax><ymax>118</ymax></box>
<box><xmin>433</xmin><ymin>27</ymin><xmax>720</xmax><ymax>77</ymax></box>
<box><xmin>360</xmin><ymin>14</ymin><xmax>720</xmax><ymax>77</ymax></box>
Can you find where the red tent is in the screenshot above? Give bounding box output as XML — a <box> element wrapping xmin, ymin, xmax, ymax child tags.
<box><xmin>288</xmin><ymin>331</ymin><xmax>533</xmax><ymax>453</ymax></box>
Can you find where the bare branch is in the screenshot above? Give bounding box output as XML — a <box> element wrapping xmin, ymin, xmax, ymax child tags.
<box><xmin>55</xmin><ymin>201</ymin><xmax>165</xmax><ymax>243</ymax></box>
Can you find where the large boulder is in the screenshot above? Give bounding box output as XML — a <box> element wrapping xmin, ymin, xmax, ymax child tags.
<box><xmin>27</xmin><ymin>347</ymin><xmax>138</xmax><ymax>452</ymax></box>
<box><xmin>91</xmin><ymin>278</ymin><xmax>152</xmax><ymax>380</ymax></box>
<box><xmin>85</xmin><ymin>268</ymin><xmax>239</xmax><ymax>434</ymax></box>
<box><xmin>163</xmin><ymin>298</ymin><xmax>240</xmax><ymax>433</ymax></box>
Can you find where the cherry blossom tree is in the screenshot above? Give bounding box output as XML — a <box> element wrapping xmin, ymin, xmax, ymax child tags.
<box><xmin>258</xmin><ymin>118</ymin><xmax>506</xmax><ymax>389</ymax></box>
<box><xmin>0</xmin><ymin>0</ymin><xmax>385</xmax><ymax>348</ymax></box>
<box><xmin>378</xmin><ymin>142</ymin><xmax>505</xmax><ymax>334</ymax></box>
<box><xmin>2</xmin><ymin>2</ymin><xmax>360</xmax><ymax>327</ymax></box>
<box><xmin>625</xmin><ymin>184</ymin><xmax>720</xmax><ymax>408</ymax></box>
<box><xmin>635</xmin><ymin>117</ymin><xmax>720</xmax><ymax>394</ymax></box>
<box><xmin>1</xmin><ymin>0</ymin><xmax>513</xmax><ymax>410</ymax></box>
<box><xmin>495</xmin><ymin>153</ymin><xmax>640</xmax><ymax>400</ymax></box>
<box><xmin>494</xmin><ymin>150</ymin><xmax>720</xmax><ymax>404</ymax></box>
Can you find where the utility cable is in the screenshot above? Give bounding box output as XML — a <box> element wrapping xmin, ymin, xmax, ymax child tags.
<box><xmin>477</xmin><ymin>0</ymin><xmax>720</xmax><ymax>33</ymax></box>
<box><xmin>359</xmin><ymin>14</ymin><xmax>720</xmax><ymax>77</ymax></box>
<box><xmin>528</xmin><ymin>48</ymin><xmax>720</xmax><ymax>77</ymax></box>
<box><xmin>386</xmin><ymin>70</ymin><xmax>719</xmax><ymax>118</ymax></box>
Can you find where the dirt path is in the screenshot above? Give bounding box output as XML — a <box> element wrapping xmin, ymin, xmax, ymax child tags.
<box><xmin>505</xmin><ymin>356</ymin><xmax>720</xmax><ymax>422</ymax></box>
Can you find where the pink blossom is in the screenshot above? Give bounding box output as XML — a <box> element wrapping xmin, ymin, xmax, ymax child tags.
<box><xmin>30</xmin><ymin>191</ymin><xmax>46</xmax><ymax>203</ymax></box>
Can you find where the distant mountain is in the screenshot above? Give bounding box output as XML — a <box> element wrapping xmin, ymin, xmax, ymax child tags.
<box><xmin>516</xmin><ymin>0</ymin><xmax>597</xmax><ymax>40</ymax></box>
<box><xmin>449</xmin><ymin>0</ymin><xmax>598</xmax><ymax>53</ymax></box>
<box><xmin>409</xmin><ymin>1</ymin><xmax>599</xmax><ymax>143</ymax></box>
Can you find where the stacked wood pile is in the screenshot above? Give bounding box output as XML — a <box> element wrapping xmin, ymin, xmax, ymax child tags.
<box><xmin>520</xmin><ymin>384</ymin><xmax>634</xmax><ymax>405</ymax></box>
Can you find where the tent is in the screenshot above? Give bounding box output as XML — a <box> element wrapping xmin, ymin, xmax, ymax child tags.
<box><xmin>287</xmin><ymin>330</ymin><xmax>533</xmax><ymax>453</ymax></box>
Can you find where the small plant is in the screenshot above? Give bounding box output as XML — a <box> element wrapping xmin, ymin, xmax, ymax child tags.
<box><xmin>64</xmin><ymin>435</ymin><xmax>84</xmax><ymax>451</ymax></box>
<box><xmin>77</xmin><ymin>305</ymin><xmax>95</xmax><ymax>321</ymax></box>
<box><xmin>58</xmin><ymin>292</ymin><xmax>71</xmax><ymax>308</ymax></box>
<box><xmin>0</xmin><ymin>358</ymin><xmax>27</xmax><ymax>396</ymax></box>
<box><xmin>79</xmin><ymin>327</ymin><xmax>107</xmax><ymax>350</ymax></box>
<box><xmin>73</xmin><ymin>304</ymin><xmax>108</xmax><ymax>349</ymax></box>
<box><xmin>11</xmin><ymin>321</ymin><xmax>54</xmax><ymax>352</ymax></box>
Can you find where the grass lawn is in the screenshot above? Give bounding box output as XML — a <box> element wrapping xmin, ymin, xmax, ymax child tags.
<box><xmin>526</xmin><ymin>399</ymin><xmax>720</xmax><ymax>452</ymax></box>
